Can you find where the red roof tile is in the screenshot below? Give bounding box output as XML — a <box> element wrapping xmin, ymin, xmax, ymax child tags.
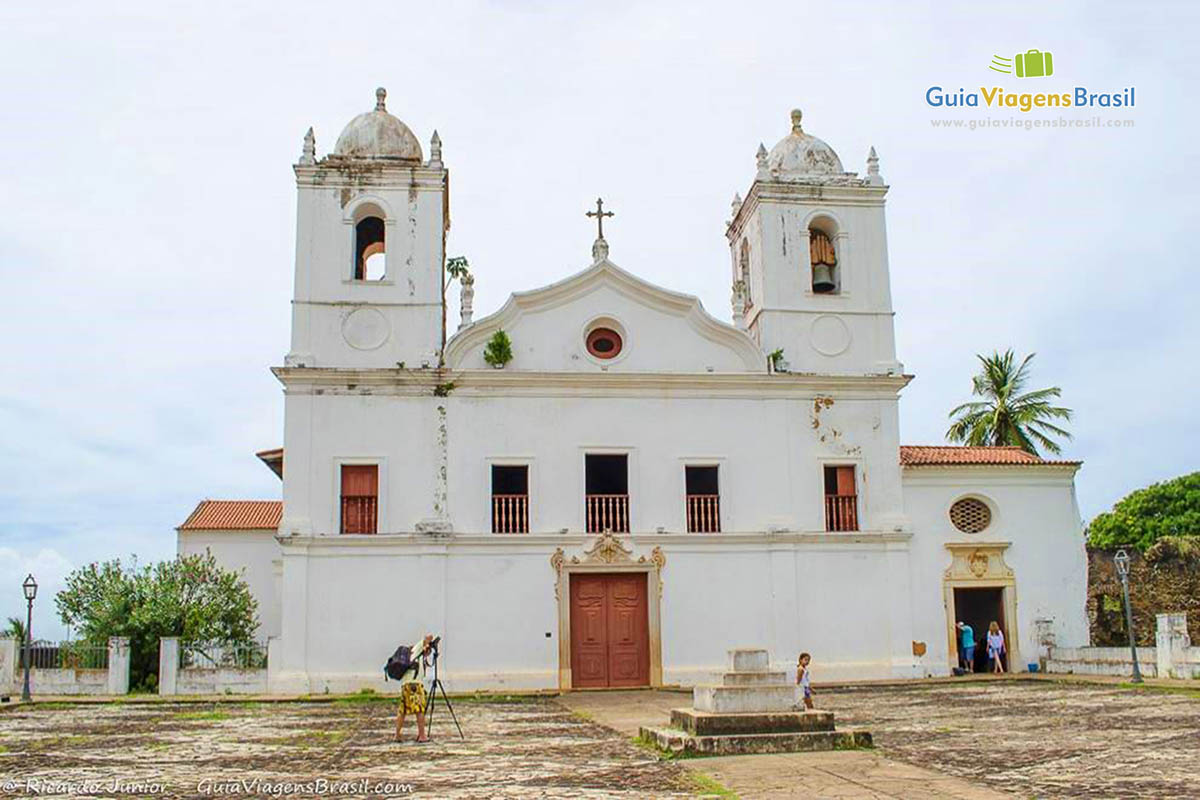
<box><xmin>178</xmin><ymin>500</ymin><xmax>282</xmax><ymax>531</ymax></box>
<box><xmin>256</xmin><ymin>447</ymin><xmax>284</xmax><ymax>479</ymax></box>
<box><xmin>900</xmin><ymin>445</ymin><xmax>1080</xmax><ymax>467</ymax></box>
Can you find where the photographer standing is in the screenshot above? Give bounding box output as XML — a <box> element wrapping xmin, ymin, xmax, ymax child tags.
<box><xmin>394</xmin><ymin>634</ymin><xmax>433</xmax><ymax>743</ymax></box>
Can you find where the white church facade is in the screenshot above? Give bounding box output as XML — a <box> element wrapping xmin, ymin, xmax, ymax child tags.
<box><xmin>178</xmin><ymin>90</ymin><xmax>1088</xmax><ymax>692</ymax></box>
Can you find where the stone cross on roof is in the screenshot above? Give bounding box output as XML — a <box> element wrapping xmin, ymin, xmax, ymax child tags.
<box><xmin>586</xmin><ymin>197</ymin><xmax>614</xmax><ymax>263</ymax></box>
<box><xmin>586</xmin><ymin>197</ymin><xmax>614</xmax><ymax>240</ymax></box>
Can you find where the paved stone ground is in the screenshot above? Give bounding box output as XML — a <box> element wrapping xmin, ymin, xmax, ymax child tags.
<box><xmin>1</xmin><ymin>681</ymin><xmax>1196</xmax><ymax>798</ymax></box>
<box><xmin>822</xmin><ymin>680</ymin><xmax>1200</xmax><ymax>799</ymax></box>
<box><xmin>0</xmin><ymin>697</ymin><xmax>694</xmax><ymax>799</ymax></box>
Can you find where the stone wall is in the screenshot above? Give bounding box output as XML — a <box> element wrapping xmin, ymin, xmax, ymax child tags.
<box><xmin>1088</xmin><ymin>542</ymin><xmax>1200</xmax><ymax>646</ymax></box>
<box><xmin>159</xmin><ymin>638</ymin><xmax>269</xmax><ymax>695</ymax></box>
<box><xmin>177</xmin><ymin>668</ymin><xmax>268</xmax><ymax>695</ymax></box>
<box><xmin>30</xmin><ymin>669</ymin><xmax>109</xmax><ymax>695</ymax></box>
<box><xmin>1046</xmin><ymin>646</ymin><xmax>1159</xmax><ymax>678</ymax></box>
<box><xmin>0</xmin><ymin>638</ymin><xmax>16</xmax><ymax>697</ymax></box>
<box><xmin>1048</xmin><ymin>612</ymin><xmax>1200</xmax><ymax>679</ymax></box>
<box><xmin>0</xmin><ymin>637</ymin><xmax>130</xmax><ymax>696</ymax></box>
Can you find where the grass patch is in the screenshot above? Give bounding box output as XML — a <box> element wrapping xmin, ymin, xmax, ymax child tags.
<box><xmin>29</xmin><ymin>702</ymin><xmax>78</xmax><ymax>711</ymax></box>
<box><xmin>174</xmin><ymin>710</ymin><xmax>230</xmax><ymax>721</ymax></box>
<box><xmin>333</xmin><ymin>689</ymin><xmax>393</xmax><ymax>705</ymax></box>
<box><xmin>448</xmin><ymin>693</ymin><xmax>546</xmax><ymax>704</ymax></box>
<box><xmin>272</xmin><ymin>729</ymin><xmax>350</xmax><ymax>748</ymax></box>
<box><xmin>632</xmin><ymin>731</ymin><xmax>704</xmax><ymax>760</ymax></box>
<box><xmin>27</xmin><ymin>734</ymin><xmax>95</xmax><ymax>751</ymax></box>
<box><xmin>1118</xmin><ymin>682</ymin><xmax>1200</xmax><ymax>699</ymax></box>
<box><xmin>833</xmin><ymin>735</ymin><xmax>874</xmax><ymax>751</ymax></box>
<box><xmin>0</xmin><ymin>745</ymin><xmax>8</xmax><ymax>754</ymax></box>
<box><xmin>570</xmin><ymin>709</ymin><xmax>596</xmax><ymax>723</ymax></box>
<box><xmin>689</xmin><ymin>771</ymin><xmax>739</xmax><ymax>799</ymax></box>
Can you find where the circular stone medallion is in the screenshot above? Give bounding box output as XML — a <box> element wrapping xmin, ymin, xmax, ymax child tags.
<box><xmin>341</xmin><ymin>307</ymin><xmax>390</xmax><ymax>351</ymax></box>
<box><xmin>809</xmin><ymin>314</ymin><xmax>851</xmax><ymax>357</ymax></box>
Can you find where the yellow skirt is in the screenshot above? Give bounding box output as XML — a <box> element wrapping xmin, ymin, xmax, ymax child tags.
<box><xmin>400</xmin><ymin>682</ymin><xmax>427</xmax><ymax>715</ymax></box>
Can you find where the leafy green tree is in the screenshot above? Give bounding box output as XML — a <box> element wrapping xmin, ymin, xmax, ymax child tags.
<box><xmin>5</xmin><ymin>616</ymin><xmax>25</xmax><ymax>643</ymax></box>
<box><xmin>1087</xmin><ymin>472</ymin><xmax>1200</xmax><ymax>551</ymax></box>
<box><xmin>946</xmin><ymin>349</ymin><xmax>1073</xmax><ymax>456</ymax></box>
<box><xmin>55</xmin><ymin>552</ymin><xmax>258</xmax><ymax>689</ymax></box>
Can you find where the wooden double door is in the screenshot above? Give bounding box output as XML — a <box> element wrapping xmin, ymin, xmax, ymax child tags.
<box><xmin>569</xmin><ymin>573</ymin><xmax>650</xmax><ymax>688</ymax></box>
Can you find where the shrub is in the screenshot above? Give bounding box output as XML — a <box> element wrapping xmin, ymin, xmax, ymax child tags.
<box><xmin>483</xmin><ymin>330</ymin><xmax>514</xmax><ymax>367</ymax></box>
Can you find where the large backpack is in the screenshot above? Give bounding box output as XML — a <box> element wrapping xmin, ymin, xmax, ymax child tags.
<box><xmin>384</xmin><ymin>645</ymin><xmax>414</xmax><ymax>681</ymax></box>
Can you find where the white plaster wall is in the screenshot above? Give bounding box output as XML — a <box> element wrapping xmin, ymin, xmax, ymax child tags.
<box><xmin>450</xmin><ymin>281</ymin><xmax>755</xmax><ymax>373</ymax></box>
<box><xmin>271</xmin><ymin>534</ymin><xmax>917</xmax><ymax>693</ymax></box>
<box><xmin>902</xmin><ymin>468</ymin><xmax>1089</xmax><ymax>675</ymax></box>
<box><xmin>177</xmin><ymin>668</ymin><xmax>268</xmax><ymax>695</ymax></box>
<box><xmin>178</xmin><ymin>530</ymin><xmax>282</xmax><ymax>639</ymax></box>
<box><xmin>0</xmin><ymin>637</ymin><xmax>15</xmax><ymax>696</ymax></box>
<box><xmin>278</xmin><ymin>385</ymin><xmax>907</xmax><ymax>539</ymax></box>
<box><xmin>288</xmin><ymin>165</ymin><xmax>446</xmax><ymax>370</ymax></box>
<box><xmin>30</xmin><ymin>669</ymin><xmax>108</xmax><ymax>696</ymax></box>
<box><xmin>1046</xmin><ymin>646</ymin><xmax>1158</xmax><ymax>678</ymax></box>
<box><xmin>734</xmin><ymin>188</ymin><xmax>902</xmax><ymax>376</ymax></box>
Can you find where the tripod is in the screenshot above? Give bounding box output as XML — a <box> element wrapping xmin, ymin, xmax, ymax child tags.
<box><xmin>424</xmin><ymin>640</ymin><xmax>464</xmax><ymax>740</ymax></box>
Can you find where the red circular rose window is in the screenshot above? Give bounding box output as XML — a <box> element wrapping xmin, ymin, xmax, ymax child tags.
<box><xmin>586</xmin><ymin>327</ymin><xmax>623</xmax><ymax>359</ymax></box>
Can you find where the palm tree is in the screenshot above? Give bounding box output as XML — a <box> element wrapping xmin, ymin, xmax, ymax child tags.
<box><xmin>5</xmin><ymin>616</ymin><xmax>25</xmax><ymax>643</ymax></box>
<box><xmin>946</xmin><ymin>350</ymin><xmax>1073</xmax><ymax>456</ymax></box>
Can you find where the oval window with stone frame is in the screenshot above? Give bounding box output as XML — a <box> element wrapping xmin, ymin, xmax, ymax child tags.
<box><xmin>586</xmin><ymin>328</ymin><xmax>623</xmax><ymax>359</ymax></box>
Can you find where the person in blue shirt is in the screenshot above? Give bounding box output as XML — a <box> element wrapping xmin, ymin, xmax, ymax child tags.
<box><xmin>956</xmin><ymin>621</ymin><xmax>976</xmax><ymax>673</ymax></box>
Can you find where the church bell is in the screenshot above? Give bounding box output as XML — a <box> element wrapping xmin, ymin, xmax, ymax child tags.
<box><xmin>812</xmin><ymin>263</ymin><xmax>836</xmax><ymax>293</ymax></box>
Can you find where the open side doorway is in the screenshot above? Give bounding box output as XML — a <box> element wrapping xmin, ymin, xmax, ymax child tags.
<box><xmin>942</xmin><ymin>543</ymin><xmax>1021</xmax><ymax>674</ymax></box>
<box><xmin>953</xmin><ymin>587</ymin><xmax>1008</xmax><ymax>672</ymax></box>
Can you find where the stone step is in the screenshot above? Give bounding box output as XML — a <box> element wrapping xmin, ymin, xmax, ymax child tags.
<box><xmin>640</xmin><ymin>725</ymin><xmax>872</xmax><ymax>756</ymax></box>
<box><xmin>694</xmin><ymin>684</ymin><xmax>800</xmax><ymax>713</ymax></box>
<box><xmin>671</xmin><ymin>708</ymin><xmax>835</xmax><ymax>736</ymax></box>
<box><xmin>728</xmin><ymin>648</ymin><xmax>770</xmax><ymax>672</ymax></box>
<box><xmin>721</xmin><ymin>670</ymin><xmax>789</xmax><ymax>686</ymax></box>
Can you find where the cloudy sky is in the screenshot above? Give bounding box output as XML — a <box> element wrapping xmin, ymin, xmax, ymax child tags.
<box><xmin>1</xmin><ymin>1</ymin><xmax>1196</xmax><ymax>637</ymax></box>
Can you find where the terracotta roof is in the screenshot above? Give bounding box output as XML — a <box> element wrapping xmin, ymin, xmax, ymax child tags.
<box><xmin>178</xmin><ymin>500</ymin><xmax>282</xmax><ymax>531</ymax></box>
<box><xmin>900</xmin><ymin>445</ymin><xmax>1080</xmax><ymax>467</ymax></box>
<box><xmin>256</xmin><ymin>447</ymin><xmax>283</xmax><ymax>479</ymax></box>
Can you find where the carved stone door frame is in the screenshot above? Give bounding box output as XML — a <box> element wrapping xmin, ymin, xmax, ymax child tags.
<box><xmin>552</xmin><ymin>533</ymin><xmax>665</xmax><ymax>690</ymax></box>
<box><xmin>943</xmin><ymin>542</ymin><xmax>1020</xmax><ymax>673</ymax></box>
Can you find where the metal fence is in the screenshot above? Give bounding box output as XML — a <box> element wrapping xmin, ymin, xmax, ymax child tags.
<box><xmin>26</xmin><ymin>640</ymin><xmax>109</xmax><ymax>670</ymax></box>
<box><xmin>180</xmin><ymin>640</ymin><xmax>268</xmax><ymax>670</ymax></box>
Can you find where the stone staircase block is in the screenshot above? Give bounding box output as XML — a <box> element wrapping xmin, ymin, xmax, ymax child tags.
<box><xmin>670</xmin><ymin>708</ymin><xmax>835</xmax><ymax>736</ymax></box>
<box><xmin>694</xmin><ymin>683</ymin><xmax>800</xmax><ymax>713</ymax></box>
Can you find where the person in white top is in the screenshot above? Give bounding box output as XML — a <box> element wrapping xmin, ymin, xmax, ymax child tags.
<box><xmin>796</xmin><ymin>653</ymin><xmax>814</xmax><ymax>709</ymax></box>
<box><xmin>986</xmin><ymin>621</ymin><xmax>1006</xmax><ymax>674</ymax></box>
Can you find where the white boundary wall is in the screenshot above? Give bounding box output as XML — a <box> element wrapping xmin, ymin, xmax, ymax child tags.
<box><xmin>0</xmin><ymin>637</ymin><xmax>129</xmax><ymax>696</ymax></box>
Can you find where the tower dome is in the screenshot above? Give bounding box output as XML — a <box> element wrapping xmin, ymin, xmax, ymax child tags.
<box><xmin>333</xmin><ymin>88</ymin><xmax>423</xmax><ymax>161</ymax></box>
<box><xmin>765</xmin><ymin>109</ymin><xmax>844</xmax><ymax>180</ymax></box>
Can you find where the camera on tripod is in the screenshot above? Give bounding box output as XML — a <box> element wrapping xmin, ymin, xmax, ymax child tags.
<box><xmin>384</xmin><ymin>633</ymin><xmax>463</xmax><ymax>741</ymax></box>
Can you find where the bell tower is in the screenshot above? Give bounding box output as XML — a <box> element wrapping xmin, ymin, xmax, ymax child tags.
<box><xmin>727</xmin><ymin>109</ymin><xmax>902</xmax><ymax>376</ymax></box>
<box><xmin>286</xmin><ymin>88</ymin><xmax>448</xmax><ymax>369</ymax></box>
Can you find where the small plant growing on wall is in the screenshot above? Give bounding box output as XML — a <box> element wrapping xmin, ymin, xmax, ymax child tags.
<box><xmin>768</xmin><ymin>348</ymin><xmax>787</xmax><ymax>373</ymax></box>
<box><xmin>483</xmin><ymin>330</ymin><xmax>514</xmax><ymax>368</ymax></box>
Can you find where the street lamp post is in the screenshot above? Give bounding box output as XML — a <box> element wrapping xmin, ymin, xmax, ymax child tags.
<box><xmin>21</xmin><ymin>574</ymin><xmax>37</xmax><ymax>702</ymax></box>
<box><xmin>1113</xmin><ymin>550</ymin><xmax>1143</xmax><ymax>684</ymax></box>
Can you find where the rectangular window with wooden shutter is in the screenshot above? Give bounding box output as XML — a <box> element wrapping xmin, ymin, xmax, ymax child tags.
<box><xmin>823</xmin><ymin>465</ymin><xmax>858</xmax><ymax>532</ymax></box>
<box><xmin>340</xmin><ymin>464</ymin><xmax>378</xmax><ymax>534</ymax></box>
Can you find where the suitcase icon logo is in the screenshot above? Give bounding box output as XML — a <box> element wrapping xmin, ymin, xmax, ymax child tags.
<box><xmin>1015</xmin><ymin>49</ymin><xmax>1053</xmax><ymax>78</ymax></box>
<box><xmin>989</xmin><ymin>50</ymin><xmax>1054</xmax><ymax>78</ymax></box>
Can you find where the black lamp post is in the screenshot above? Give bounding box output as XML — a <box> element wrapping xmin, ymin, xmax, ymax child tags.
<box><xmin>1113</xmin><ymin>550</ymin><xmax>1143</xmax><ymax>684</ymax></box>
<box><xmin>21</xmin><ymin>574</ymin><xmax>36</xmax><ymax>702</ymax></box>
